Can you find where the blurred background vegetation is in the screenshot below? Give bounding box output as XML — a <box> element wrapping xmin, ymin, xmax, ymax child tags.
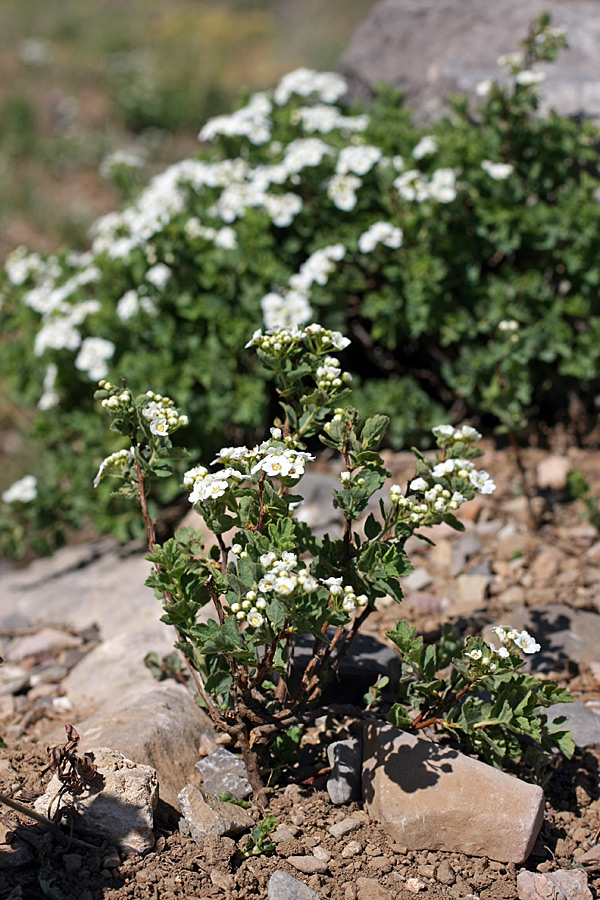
<box><xmin>0</xmin><ymin>0</ymin><xmax>375</xmax><ymax>261</ymax></box>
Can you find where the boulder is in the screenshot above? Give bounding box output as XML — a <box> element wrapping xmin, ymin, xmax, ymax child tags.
<box><xmin>362</xmin><ymin>723</ymin><xmax>544</xmax><ymax>863</ymax></box>
<box><xmin>34</xmin><ymin>747</ymin><xmax>158</xmax><ymax>853</ymax></box>
<box><xmin>339</xmin><ymin>0</ymin><xmax>600</xmax><ymax>124</ymax></box>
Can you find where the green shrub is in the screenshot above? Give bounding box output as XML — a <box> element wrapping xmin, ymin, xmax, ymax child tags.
<box><xmin>2</xmin><ymin>14</ymin><xmax>600</xmax><ymax>557</ymax></box>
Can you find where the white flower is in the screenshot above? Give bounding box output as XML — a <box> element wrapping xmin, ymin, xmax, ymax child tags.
<box><xmin>75</xmin><ymin>337</ymin><xmax>115</xmax><ymax>381</ymax></box>
<box><xmin>145</xmin><ymin>263</ymin><xmax>171</xmax><ymax>289</ymax></box>
<box><xmin>432</xmin><ymin>424</ymin><xmax>456</xmax><ymax>439</ymax></box>
<box><xmin>284</xmin><ymin>138</ymin><xmax>332</xmax><ymax>173</ymax></box>
<box><xmin>457</xmin><ymin>425</ymin><xmax>482</xmax><ymax>441</ymax></box>
<box><xmin>429</xmin><ymin>168</ymin><xmax>457</xmax><ymax>203</ymax></box>
<box><xmin>322</xmin><ymin>576</ymin><xmax>343</xmax><ymax>595</ymax></box>
<box><xmin>247</xmin><ymin>610</ymin><xmax>265</xmax><ymax>629</ymax></box>
<box><xmin>431</xmin><ymin>459</ymin><xmax>456</xmax><ymax>478</ymax></box>
<box><xmin>93</xmin><ymin>448</ymin><xmax>133</xmax><ymax>488</ymax></box>
<box><xmin>514</xmin><ymin>630</ymin><xmax>541</xmax><ymax>654</ymax></box>
<box><xmin>410</xmin><ymin>477</ymin><xmax>428</xmax><ymax>492</ymax></box>
<box><xmin>475</xmin><ymin>79</ymin><xmax>493</xmax><ymax>98</ymax></box>
<box><xmin>515</xmin><ymin>70</ymin><xmax>546</xmax><ymax>87</ymax></box>
<box><xmin>327</xmin><ymin>173</ymin><xmax>361</xmax><ymax>211</ymax></box>
<box><xmin>273</xmin><ymin>575</ymin><xmax>297</xmax><ymax>596</ymax></box>
<box><xmin>497</xmin><ymin>51</ymin><xmax>524</xmax><ymax>70</ymax></box>
<box><xmin>469</xmin><ymin>469</ymin><xmax>496</xmax><ymax>494</ymax></box>
<box><xmin>481</xmin><ymin>160</ymin><xmax>514</xmax><ymax>181</ymax></box>
<box><xmin>38</xmin><ymin>363</ymin><xmax>59</xmax><ymax>411</ymax></box>
<box><xmin>412</xmin><ymin>136</ymin><xmax>437</xmax><ymax>159</ymax></box>
<box><xmin>261</xmin><ymin>291</ymin><xmax>313</xmax><ymax>330</ymax></box>
<box><xmin>465</xmin><ymin>648</ymin><xmax>482</xmax><ymax>661</ymax></box>
<box><xmin>2</xmin><ymin>475</ymin><xmax>37</xmax><ymax>504</ymax></box>
<box><xmin>116</xmin><ymin>289</ymin><xmax>140</xmax><ymax>321</ymax></box>
<box><xmin>490</xmin><ymin>643</ymin><xmax>510</xmax><ymax>659</ymax></box>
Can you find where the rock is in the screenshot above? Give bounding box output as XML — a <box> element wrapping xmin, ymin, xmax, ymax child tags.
<box><xmin>293</xmin><ymin>471</ymin><xmax>345</xmax><ymax>537</ymax></box>
<box><xmin>536</xmin><ymin>456</ymin><xmax>570</xmax><ymax>491</ymax></box>
<box><xmin>356</xmin><ymin>877</ymin><xmax>393</xmax><ymax>900</ymax></box>
<box><xmin>577</xmin><ymin>844</ymin><xmax>600</xmax><ymax>868</ymax></box>
<box><xmin>339</xmin><ymin>1</ymin><xmax>600</xmax><ymax>124</ymax></box>
<box><xmin>529</xmin><ymin>552</ymin><xmax>562</xmax><ymax>584</ymax></box>
<box><xmin>362</xmin><ymin>723</ymin><xmax>544</xmax><ymax>863</ymax></box>
<box><xmin>436</xmin><ymin>860</ymin><xmax>456</xmax><ymax>885</ymax></box>
<box><xmin>7</xmin><ymin>627</ymin><xmax>81</xmax><ymax>664</ymax></box>
<box><xmin>178</xmin><ymin>784</ymin><xmax>253</xmax><ymax>843</ymax></box>
<box><xmin>546</xmin><ymin>701</ymin><xmax>600</xmax><ymax>749</ymax></box>
<box><xmin>268</xmin><ymin>870</ymin><xmax>320</xmax><ymax>900</ymax></box>
<box><xmin>210</xmin><ymin>869</ymin><xmax>235</xmax><ymax>891</ymax></box>
<box><xmin>517</xmin><ymin>868</ymin><xmax>592</xmax><ymax>900</ymax></box>
<box><xmin>195</xmin><ymin>747</ymin><xmax>252</xmax><ymax>800</ymax></box>
<box><xmin>313</xmin><ymin>846</ymin><xmax>332</xmax><ymax>862</ymax></box>
<box><xmin>402</xmin><ymin>568</ymin><xmax>433</xmax><ymax>593</ymax></box>
<box><xmin>451</xmin><ymin>533</ymin><xmax>482</xmax><ymax>577</ymax></box>
<box><xmin>62</xmin><ymin>853</ymin><xmax>82</xmax><ymax>874</ymax></box>
<box><xmin>329</xmin><ymin>817</ymin><xmax>361</xmax><ymax>839</ymax></box>
<box><xmin>405</xmin><ymin>592</ymin><xmax>448</xmax><ymax>616</ymax></box>
<box><xmin>272</xmin><ymin>828</ymin><xmax>299</xmax><ymax>843</ymax></box>
<box><xmin>405</xmin><ymin>879</ymin><xmax>426</xmax><ymax>894</ymax></box>
<box><xmin>489</xmin><ymin>604</ymin><xmax>600</xmax><ymax>670</ymax></box>
<box><xmin>0</xmin><ymin>665</ymin><xmax>29</xmax><ymax>697</ymax></box>
<box><xmin>287</xmin><ymin>856</ymin><xmax>329</xmax><ymax>874</ymax></box>
<box><xmin>61</xmin><ymin>681</ymin><xmax>212</xmax><ymax>809</ymax></box>
<box><xmin>342</xmin><ymin>840</ymin><xmax>363</xmax><ymax>858</ymax></box>
<box><xmin>34</xmin><ymin>747</ymin><xmax>158</xmax><ymax>853</ymax></box>
<box><xmin>327</xmin><ymin>737</ymin><xmax>362</xmax><ymax>805</ymax></box>
<box><xmin>0</xmin><ymin>838</ymin><xmax>34</xmax><ymax>869</ymax></box>
<box><xmin>452</xmin><ymin>573</ymin><xmax>490</xmax><ymax>613</ymax></box>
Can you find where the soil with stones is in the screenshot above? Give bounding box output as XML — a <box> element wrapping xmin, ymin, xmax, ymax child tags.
<box><xmin>3</xmin><ymin>442</ymin><xmax>600</xmax><ymax>899</ymax></box>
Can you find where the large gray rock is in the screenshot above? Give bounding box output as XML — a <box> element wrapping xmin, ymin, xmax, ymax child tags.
<box><xmin>60</xmin><ymin>681</ymin><xmax>212</xmax><ymax>809</ymax></box>
<box><xmin>362</xmin><ymin>723</ymin><xmax>544</xmax><ymax>863</ymax></box>
<box><xmin>340</xmin><ymin>1</ymin><xmax>600</xmax><ymax>124</ymax></box>
<box><xmin>34</xmin><ymin>747</ymin><xmax>158</xmax><ymax>853</ymax></box>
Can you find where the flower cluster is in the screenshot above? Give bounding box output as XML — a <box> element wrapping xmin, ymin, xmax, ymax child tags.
<box><xmin>142</xmin><ymin>392</ymin><xmax>189</xmax><ymax>437</ymax></box>
<box><xmin>246</xmin><ymin>323</ymin><xmax>350</xmax><ymax>355</ymax></box>
<box><xmin>183</xmin><ymin>465</ymin><xmax>243</xmax><ymax>504</ymax></box>
<box><xmin>490</xmin><ymin>626</ymin><xmax>541</xmax><ymax>655</ymax></box>
<box><xmin>93</xmin><ymin>448</ymin><xmax>134</xmax><ymax>488</ymax></box>
<box><xmin>99</xmin><ymin>383</ymin><xmax>132</xmax><ymax>413</ymax></box>
<box><xmin>390</xmin><ymin>483</ymin><xmax>466</xmax><ymax>523</ymax></box>
<box><xmin>316</xmin><ymin>355</ymin><xmax>352</xmax><ymax>392</ymax></box>
<box><xmin>432</xmin><ymin>424</ymin><xmax>483</xmax><ymax>445</ymax></box>
<box><xmin>75</xmin><ymin>336</ymin><xmax>116</xmax><ymax>381</ymax></box>
<box><xmin>273</xmin><ymin>68</ymin><xmax>347</xmax><ymax>106</ymax></box>
<box><xmin>358</xmin><ymin>221</ymin><xmax>403</xmax><ymax>254</ymax></box>
<box><xmin>394</xmin><ymin>168</ymin><xmax>457</xmax><ymax>204</ymax></box>
<box><xmin>481</xmin><ymin>160</ymin><xmax>514</xmax><ymax>181</ymax></box>
<box><xmin>291</xmin><ymin>104</ymin><xmax>368</xmax><ymax>135</ymax></box>
<box><xmin>198</xmin><ymin>92</ymin><xmax>272</xmax><ymax>146</ymax></box>
<box><xmin>2</xmin><ymin>475</ymin><xmax>38</xmax><ymax>504</ymax></box>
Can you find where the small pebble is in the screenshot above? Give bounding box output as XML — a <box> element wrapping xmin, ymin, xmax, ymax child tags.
<box><xmin>405</xmin><ymin>877</ymin><xmax>426</xmax><ymax>893</ymax></box>
<box><xmin>290</xmin><ymin>813</ymin><xmax>306</xmax><ymax>826</ymax></box>
<box><xmin>313</xmin><ymin>846</ymin><xmax>332</xmax><ymax>863</ymax></box>
<box><xmin>342</xmin><ymin>840</ymin><xmax>363</xmax><ymax>858</ymax></box>
<box><xmin>329</xmin><ymin>817</ymin><xmax>361</xmax><ymax>839</ymax></box>
<box><xmin>369</xmin><ymin>856</ymin><xmax>392</xmax><ymax>873</ymax></box>
<box><xmin>287</xmin><ymin>856</ymin><xmax>328</xmax><ymax>875</ymax></box>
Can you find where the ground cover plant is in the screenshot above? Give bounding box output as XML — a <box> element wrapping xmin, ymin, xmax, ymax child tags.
<box><xmin>3</xmin><ymin>14</ymin><xmax>600</xmax><ymax>560</ymax></box>
<box><xmin>94</xmin><ymin>322</ymin><xmax>573</xmax><ymax>798</ymax></box>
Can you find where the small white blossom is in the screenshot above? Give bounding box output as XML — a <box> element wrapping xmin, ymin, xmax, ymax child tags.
<box><xmin>481</xmin><ymin>160</ymin><xmax>514</xmax><ymax>181</ymax></box>
<box><xmin>2</xmin><ymin>475</ymin><xmax>37</xmax><ymax>504</ymax></box>
<box><xmin>412</xmin><ymin>136</ymin><xmax>437</xmax><ymax>159</ymax></box>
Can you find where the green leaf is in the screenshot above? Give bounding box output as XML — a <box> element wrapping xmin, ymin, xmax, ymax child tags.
<box><xmin>361</xmin><ymin>414</ymin><xmax>390</xmax><ymax>449</ymax></box>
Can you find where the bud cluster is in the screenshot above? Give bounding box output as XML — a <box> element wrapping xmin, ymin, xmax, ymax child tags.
<box><xmin>142</xmin><ymin>391</ymin><xmax>188</xmax><ymax>437</ymax></box>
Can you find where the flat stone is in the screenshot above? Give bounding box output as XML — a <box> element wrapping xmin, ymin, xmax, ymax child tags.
<box><xmin>517</xmin><ymin>868</ymin><xmax>592</xmax><ymax>900</ymax></box>
<box><xmin>327</xmin><ymin>737</ymin><xmax>362</xmax><ymax>805</ymax></box>
<box><xmin>7</xmin><ymin>627</ymin><xmax>82</xmax><ymax>664</ymax></box>
<box><xmin>340</xmin><ymin>0</ymin><xmax>600</xmax><ymax>124</ymax></box>
<box><xmin>329</xmin><ymin>817</ymin><xmax>361</xmax><ymax>839</ymax></box>
<box><xmin>546</xmin><ymin>701</ymin><xmax>600</xmax><ymax>749</ymax></box>
<box><xmin>34</xmin><ymin>747</ymin><xmax>158</xmax><ymax>853</ymax></box>
<box><xmin>62</xmin><ymin>681</ymin><xmax>212</xmax><ymax>809</ymax></box>
<box><xmin>196</xmin><ymin>747</ymin><xmax>252</xmax><ymax>800</ymax></box>
<box><xmin>362</xmin><ymin>723</ymin><xmax>544</xmax><ymax>863</ymax></box>
<box><xmin>178</xmin><ymin>784</ymin><xmax>253</xmax><ymax>843</ymax></box>
<box><xmin>268</xmin><ymin>870</ymin><xmax>320</xmax><ymax>900</ymax></box>
<box><xmin>287</xmin><ymin>856</ymin><xmax>329</xmax><ymax>874</ymax></box>
<box><xmin>451</xmin><ymin>533</ymin><xmax>482</xmax><ymax>577</ymax></box>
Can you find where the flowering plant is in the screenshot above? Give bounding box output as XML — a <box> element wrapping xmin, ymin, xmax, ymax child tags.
<box><xmin>1</xmin><ymin>14</ymin><xmax>598</xmax><ymax>558</ymax></box>
<box><xmin>96</xmin><ymin>325</ymin><xmax>572</xmax><ymax>797</ymax></box>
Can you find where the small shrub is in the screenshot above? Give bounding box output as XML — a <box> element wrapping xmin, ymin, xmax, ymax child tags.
<box><xmin>94</xmin><ymin>324</ymin><xmax>572</xmax><ymax>798</ymax></box>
